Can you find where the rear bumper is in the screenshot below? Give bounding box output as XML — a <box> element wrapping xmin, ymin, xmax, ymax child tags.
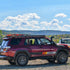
<box><xmin>0</xmin><ymin>55</ymin><xmax>8</xmax><ymax>60</ymax></box>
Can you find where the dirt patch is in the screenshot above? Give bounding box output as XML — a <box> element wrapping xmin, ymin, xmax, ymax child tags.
<box><xmin>0</xmin><ymin>58</ymin><xmax>70</xmax><ymax>70</ymax></box>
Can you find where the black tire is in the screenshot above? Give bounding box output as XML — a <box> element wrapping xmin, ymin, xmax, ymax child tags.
<box><xmin>15</xmin><ymin>53</ymin><xmax>29</xmax><ymax>66</ymax></box>
<box><xmin>56</xmin><ymin>52</ymin><xmax>68</xmax><ymax>64</ymax></box>
<box><xmin>8</xmin><ymin>60</ymin><xmax>16</xmax><ymax>65</ymax></box>
<box><xmin>48</xmin><ymin>59</ymin><xmax>55</xmax><ymax>63</ymax></box>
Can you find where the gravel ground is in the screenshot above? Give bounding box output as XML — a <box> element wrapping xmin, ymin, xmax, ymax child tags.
<box><xmin>0</xmin><ymin>58</ymin><xmax>70</xmax><ymax>70</ymax></box>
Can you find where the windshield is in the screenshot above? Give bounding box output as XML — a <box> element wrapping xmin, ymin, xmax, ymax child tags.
<box><xmin>61</xmin><ymin>39</ymin><xmax>70</xmax><ymax>44</ymax></box>
<box><xmin>1</xmin><ymin>40</ymin><xmax>9</xmax><ymax>48</ymax></box>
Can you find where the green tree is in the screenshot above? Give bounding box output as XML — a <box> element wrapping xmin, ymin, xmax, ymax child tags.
<box><xmin>0</xmin><ymin>30</ymin><xmax>3</xmax><ymax>45</ymax></box>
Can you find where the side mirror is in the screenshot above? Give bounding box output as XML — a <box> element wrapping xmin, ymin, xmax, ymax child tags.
<box><xmin>51</xmin><ymin>41</ymin><xmax>56</xmax><ymax>45</ymax></box>
<box><xmin>50</xmin><ymin>36</ymin><xmax>54</xmax><ymax>42</ymax></box>
<box><xmin>50</xmin><ymin>36</ymin><xmax>56</xmax><ymax>46</ymax></box>
<box><xmin>51</xmin><ymin>41</ymin><xmax>54</xmax><ymax>44</ymax></box>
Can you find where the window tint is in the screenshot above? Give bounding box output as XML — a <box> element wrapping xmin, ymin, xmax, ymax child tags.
<box><xmin>10</xmin><ymin>38</ymin><xmax>21</xmax><ymax>45</ymax></box>
<box><xmin>1</xmin><ymin>40</ymin><xmax>9</xmax><ymax>48</ymax></box>
<box><xmin>24</xmin><ymin>38</ymin><xmax>37</xmax><ymax>45</ymax></box>
<box><xmin>37</xmin><ymin>39</ymin><xmax>41</xmax><ymax>45</ymax></box>
<box><xmin>24</xmin><ymin>39</ymin><xmax>29</xmax><ymax>45</ymax></box>
<box><xmin>39</xmin><ymin>38</ymin><xmax>51</xmax><ymax>45</ymax></box>
<box><xmin>40</xmin><ymin>38</ymin><xmax>51</xmax><ymax>44</ymax></box>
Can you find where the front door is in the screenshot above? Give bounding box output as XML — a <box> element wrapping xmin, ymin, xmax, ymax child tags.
<box><xmin>37</xmin><ymin>38</ymin><xmax>56</xmax><ymax>56</ymax></box>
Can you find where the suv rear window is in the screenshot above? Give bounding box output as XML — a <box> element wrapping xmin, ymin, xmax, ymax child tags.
<box><xmin>10</xmin><ymin>38</ymin><xmax>21</xmax><ymax>45</ymax></box>
<box><xmin>1</xmin><ymin>40</ymin><xmax>9</xmax><ymax>48</ymax></box>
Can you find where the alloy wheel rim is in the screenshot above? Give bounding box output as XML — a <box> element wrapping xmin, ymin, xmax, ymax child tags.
<box><xmin>18</xmin><ymin>56</ymin><xmax>27</xmax><ymax>65</ymax></box>
<box><xmin>59</xmin><ymin>54</ymin><xmax>67</xmax><ymax>62</ymax></box>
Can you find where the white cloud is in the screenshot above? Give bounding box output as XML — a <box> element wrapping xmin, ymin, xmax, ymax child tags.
<box><xmin>0</xmin><ymin>13</ymin><xmax>40</xmax><ymax>30</ymax></box>
<box><xmin>63</xmin><ymin>25</ymin><xmax>70</xmax><ymax>27</ymax></box>
<box><xmin>0</xmin><ymin>13</ymin><xmax>69</xmax><ymax>31</ymax></box>
<box><xmin>40</xmin><ymin>21</ymin><xmax>50</xmax><ymax>26</ymax></box>
<box><xmin>53</xmin><ymin>23</ymin><xmax>61</xmax><ymax>29</ymax></box>
<box><xmin>68</xmin><ymin>18</ymin><xmax>70</xmax><ymax>21</ymax></box>
<box><xmin>50</xmin><ymin>19</ymin><xmax>59</xmax><ymax>24</ymax></box>
<box><xmin>29</xmin><ymin>20</ymin><xmax>38</xmax><ymax>25</ymax></box>
<box><xmin>63</xmin><ymin>25</ymin><xmax>70</xmax><ymax>29</ymax></box>
<box><xmin>60</xmin><ymin>21</ymin><xmax>63</xmax><ymax>24</ymax></box>
<box><xmin>4</xmin><ymin>13</ymin><xmax>40</xmax><ymax>24</ymax></box>
<box><xmin>40</xmin><ymin>19</ymin><xmax>62</xmax><ymax>30</ymax></box>
<box><xmin>40</xmin><ymin>19</ymin><xmax>59</xmax><ymax>26</ymax></box>
<box><xmin>62</xmin><ymin>25</ymin><xmax>70</xmax><ymax>31</ymax></box>
<box><xmin>50</xmin><ymin>19</ymin><xmax>62</xmax><ymax>30</ymax></box>
<box><xmin>55</xmin><ymin>13</ymin><xmax>67</xmax><ymax>17</ymax></box>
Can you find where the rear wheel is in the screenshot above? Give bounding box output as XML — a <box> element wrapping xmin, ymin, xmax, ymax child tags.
<box><xmin>15</xmin><ymin>53</ymin><xmax>29</xmax><ymax>66</ymax></box>
<box><xmin>56</xmin><ymin>52</ymin><xmax>68</xmax><ymax>64</ymax></box>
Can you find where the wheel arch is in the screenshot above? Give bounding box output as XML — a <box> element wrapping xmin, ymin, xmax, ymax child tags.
<box><xmin>55</xmin><ymin>49</ymin><xmax>69</xmax><ymax>57</ymax></box>
<box><xmin>14</xmin><ymin>50</ymin><xmax>30</xmax><ymax>59</ymax></box>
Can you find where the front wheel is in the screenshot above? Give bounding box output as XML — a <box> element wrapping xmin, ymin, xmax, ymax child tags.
<box><xmin>15</xmin><ymin>54</ymin><xmax>29</xmax><ymax>66</ymax></box>
<box><xmin>48</xmin><ymin>59</ymin><xmax>55</xmax><ymax>63</ymax></box>
<box><xmin>56</xmin><ymin>52</ymin><xmax>68</xmax><ymax>64</ymax></box>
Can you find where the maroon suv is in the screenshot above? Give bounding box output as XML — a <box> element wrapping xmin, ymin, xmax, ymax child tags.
<box><xmin>0</xmin><ymin>34</ymin><xmax>69</xmax><ymax>66</ymax></box>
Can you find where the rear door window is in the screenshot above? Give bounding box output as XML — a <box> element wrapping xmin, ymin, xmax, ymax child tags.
<box><xmin>10</xmin><ymin>38</ymin><xmax>21</xmax><ymax>45</ymax></box>
<box><xmin>24</xmin><ymin>38</ymin><xmax>38</xmax><ymax>45</ymax></box>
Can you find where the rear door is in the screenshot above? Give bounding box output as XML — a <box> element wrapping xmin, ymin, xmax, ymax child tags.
<box><xmin>8</xmin><ymin>38</ymin><xmax>22</xmax><ymax>57</ymax></box>
<box><xmin>24</xmin><ymin>38</ymin><xmax>43</xmax><ymax>57</ymax></box>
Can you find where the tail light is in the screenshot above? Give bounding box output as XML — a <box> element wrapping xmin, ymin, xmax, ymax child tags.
<box><xmin>1</xmin><ymin>46</ymin><xmax>11</xmax><ymax>52</ymax></box>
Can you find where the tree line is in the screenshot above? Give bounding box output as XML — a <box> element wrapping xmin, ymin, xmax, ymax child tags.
<box><xmin>47</xmin><ymin>34</ymin><xmax>70</xmax><ymax>43</ymax></box>
<box><xmin>0</xmin><ymin>30</ymin><xmax>70</xmax><ymax>44</ymax></box>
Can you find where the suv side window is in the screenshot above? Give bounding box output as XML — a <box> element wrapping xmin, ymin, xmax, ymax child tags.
<box><xmin>24</xmin><ymin>39</ymin><xmax>29</xmax><ymax>45</ymax></box>
<box><xmin>10</xmin><ymin>38</ymin><xmax>21</xmax><ymax>45</ymax></box>
<box><xmin>37</xmin><ymin>38</ymin><xmax>51</xmax><ymax>45</ymax></box>
<box><xmin>40</xmin><ymin>38</ymin><xmax>51</xmax><ymax>45</ymax></box>
<box><xmin>24</xmin><ymin>38</ymin><xmax>38</xmax><ymax>45</ymax></box>
<box><xmin>37</xmin><ymin>39</ymin><xmax>41</xmax><ymax>45</ymax></box>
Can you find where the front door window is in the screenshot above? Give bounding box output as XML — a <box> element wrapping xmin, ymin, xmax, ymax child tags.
<box><xmin>37</xmin><ymin>38</ymin><xmax>51</xmax><ymax>45</ymax></box>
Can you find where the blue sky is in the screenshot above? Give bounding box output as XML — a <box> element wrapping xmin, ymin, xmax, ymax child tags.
<box><xmin>0</xmin><ymin>0</ymin><xmax>70</xmax><ymax>31</ymax></box>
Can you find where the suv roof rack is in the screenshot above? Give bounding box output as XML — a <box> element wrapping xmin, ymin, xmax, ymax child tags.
<box><xmin>6</xmin><ymin>34</ymin><xmax>45</xmax><ymax>38</ymax></box>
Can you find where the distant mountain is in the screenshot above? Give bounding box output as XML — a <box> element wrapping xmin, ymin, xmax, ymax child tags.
<box><xmin>2</xmin><ymin>30</ymin><xmax>70</xmax><ymax>35</ymax></box>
